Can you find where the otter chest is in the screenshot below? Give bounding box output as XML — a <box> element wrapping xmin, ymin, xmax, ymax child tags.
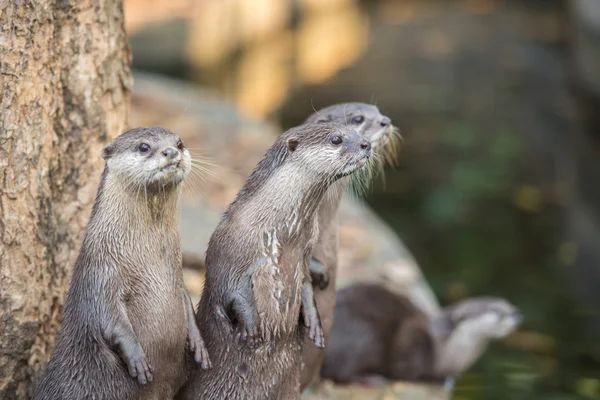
<box><xmin>250</xmin><ymin>230</ymin><xmax>306</xmax><ymax>337</ymax></box>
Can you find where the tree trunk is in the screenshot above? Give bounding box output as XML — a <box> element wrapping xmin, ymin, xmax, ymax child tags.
<box><xmin>0</xmin><ymin>1</ymin><xmax>132</xmax><ymax>398</ymax></box>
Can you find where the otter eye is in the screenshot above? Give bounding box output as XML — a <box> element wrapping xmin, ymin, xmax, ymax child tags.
<box><xmin>176</xmin><ymin>139</ymin><xmax>185</xmax><ymax>150</ymax></box>
<box><xmin>351</xmin><ymin>115</ymin><xmax>364</xmax><ymax>124</ymax></box>
<box><xmin>330</xmin><ymin>136</ymin><xmax>343</xmax><ymax>145</ymax></box>
<box><xmin>137</xmin><ymin>143</ymin><xmax>151</xmax><ymax>153</ymax></box>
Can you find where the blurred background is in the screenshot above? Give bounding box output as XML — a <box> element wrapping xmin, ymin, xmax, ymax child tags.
<box><xmin>123</xmin><ymin>0</ymin><xmax>600</xmax><ymax>398</ymax></box>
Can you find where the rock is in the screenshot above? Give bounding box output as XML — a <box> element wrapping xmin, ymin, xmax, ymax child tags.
<box><xmin>302</xmin><ymin>380</ymin><xmax>448</xmax><ymax>400</ymax></box>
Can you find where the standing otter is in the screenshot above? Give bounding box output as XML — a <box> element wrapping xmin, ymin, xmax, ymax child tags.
<box><xmin>35</xmin><ymin>127</ymin><xmax>211</xmax><ymax>400</ymax></box>
<box><xmin>321</xmin><ymin>283</ymin><xmax>522</xmax><ymax>386</ymax></box>
<box><xmin>177</xmin><ymin>124</ymin><xmax>372</xmax><ymax>400</ymax></box>
<box><xmin>300</xmin><ymin>103</ymin><xmax>401</xmax><ymax>389</ymax></box>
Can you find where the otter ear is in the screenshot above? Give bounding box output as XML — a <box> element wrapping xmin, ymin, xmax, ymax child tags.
<box><xmin>287</xmin><ymin>137</ymin><xmax>299</xmax><ymax>152</ymax></box>
<box><xmin>315</xmin><ymin>114</ymin><xmax>331</xmax><ymax>124</ymax></box>
<box><xmin>101</xmin><ymin>144</ymin><xmax>114</xmax><ymax>160</ymax></box>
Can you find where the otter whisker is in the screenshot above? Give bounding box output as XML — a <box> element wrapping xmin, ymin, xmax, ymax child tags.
<box><xmin>189</xmin><ymin>163</ymin><xmax>219</xmax><ymax>174</ymax></box>
<box><xmin>188</xmin><ymin>157</ymin><xmax>218</xmax><ymax>169</ymax></box>
<box><xmin>186</xmin><ymin>149</ymin><xmax>218</xmax><ymax>160</ymax></box>
<box><xmin>189</xmin><ymin>165</ymin><xmax>216</xmax><ymax>177</ymax></box>
<box><xmin>189</xmin><ymin>164</ymin><xmax>222</xmax><ymax>182</ymax></box>
<box><xmin>385</xmin><ymin>126</ymin><xmax>403</xmax><ymax>167</ymax></box>
<box><xmin>188</xmin><ymin>156</ymin><xmax>219</xmax><ymax>167</ymax></box>
<box><xmin>189</xmin><ymin>161</ymin><xmax>217</xmax><ymax>171</ymax></box>
<box><xmin>310</xmin><ymin>98</ymin><xmax>322</xmax><ymax>121</ymax></box>
<box><xmin>188</xmin><ymin>167</ymin><xmax>209</xmax><ymax>180</ymax></box>
<box><xmin>347</xmin><ymin>154</ymin><xmax>381</xmax><ymax>198</ymax></box>
<box><xmin>182</xmin><ymin>179</ymin><xmax>206</xmax><ymax>198</ymax></box>
<box><xmin>187</xmin><ymin>179</ymin><xmax>209</xmax><ymax>193</ymax></box>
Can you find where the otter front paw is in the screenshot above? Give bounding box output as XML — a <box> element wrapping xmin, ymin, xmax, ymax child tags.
<box><xmin>302</xmin><ymin>305</ymin><xmax>325</xmax><ymax>349</ymax></box>
<box><xmin>188</xmin><ymin>331</ymin><xmax>212</xmax><ymax>370</ymax></box>
<box><xmin>309</xmin><ymin>258</ymin><xmax>329</xmax><ymax>290</ymax></box>
<box><xmin>236</xmin><ymin>323</ymin><xmax>260</xmax><ymax>348</ymax></box>
<box><xmin>123</xmin><ymin>347</ymin><xmax>154</xmax><ymax>385</ymax></box>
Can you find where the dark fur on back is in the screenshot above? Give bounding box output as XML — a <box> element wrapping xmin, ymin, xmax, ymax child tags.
<box><xmin>177</xmin><ymin>123</ymin><xmax>371</xmax><ymax>400</ymax></box>
<box><xmin>35</xmin><ymin>127</ymin><xmax>202</xmax><ymax>400</ymax></box>
<box><xmin>320</xmin><ymin>283</ymin><xmax>434</xmax><ymax>384</ymax></box>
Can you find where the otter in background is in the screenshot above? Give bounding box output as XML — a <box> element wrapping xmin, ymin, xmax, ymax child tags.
<box><xmin>177</xmin><ymin>124</ymin><xmax>372</xmax><ymax>400</ymax></box>
<box><xmin>35</xmin><ymin>127</ymin><xmax>210</xmax><ymax>400</ymax></box>
<box><xmin>320</xmin><ymin>283</ymin><xmax>522</xmax><ymax>388</ymax></box>
<box><xmin>300</xmin><ymin>103</ymin><xmax>401</xmax><ymax>390</ymax></box>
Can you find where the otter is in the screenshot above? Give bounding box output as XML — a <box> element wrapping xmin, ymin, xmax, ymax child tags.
<box><xmin>300</xmin><ymin>103</ymin><xmax>402</xmax><ymax>390</ymax></box>
<box><xmin>176</xmin><ymin>123</ymin><xmax>372</xmax><ymax>400</ymax></box>
<box><xmin>320</xmin><ymin>283</ymin><xmax>522</xmax><ymax>388</ymax></box>
<box><xmin>35</xmin><ymin>127</ymin><xmax>211</xmax><ymax>400</ymax></box>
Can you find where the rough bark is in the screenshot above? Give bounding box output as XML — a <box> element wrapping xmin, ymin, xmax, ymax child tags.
<box><xmin>0</xmin><ymin>1</ymin><xmax>132</xmax><ymax>398</ymax></box>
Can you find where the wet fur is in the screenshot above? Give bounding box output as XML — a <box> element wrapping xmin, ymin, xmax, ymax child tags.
<box><xmin>177</xmin><ymin>124</ymin><xmax>370</xmax><ymax>400</ymax></box>
<box><xmin>320</xmin><ymin>283</ymin><xmax>522</xmax><ymax>384</ymax></box>
<box><xmin>35</xmin><ymin>127</ymin><xmax>209</xmax><ymax>400</ymax></box>
<box><xmin>299</xmin><ymin>103</ymin><xmax>400</xmax><ymax>389</ymax></box>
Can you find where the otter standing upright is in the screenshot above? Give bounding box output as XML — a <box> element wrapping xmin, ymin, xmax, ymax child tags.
<box><xmin>177</xmin><ymin>124</ymin><xmax>371</xmax><ymax>400</ymax></box>
<box><xmin>300</xmin><ymin>103</ymin><xmax>401</xmax><ymax>389</ymax></box>
<box><xmin>35</xmin><ymin>127</ymin><xmax>211</xmax><ymax>400</ymax></box>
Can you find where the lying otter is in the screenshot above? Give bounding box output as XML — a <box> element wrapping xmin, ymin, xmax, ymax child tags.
<box><xmin>321</xmin><ymin>283</ymin><xmax>522</xmax><ymax>387</ymax></box>
<box><xmin>300</xmin><ymin>103</ymin><xmax>402</xmax><ymax>389</ymax></box>
<box><xmin>35</xmin><ymin>127</ymin><xmax>210</xmax><ymax>400</ymax></box>
<box><xmin>177</xmin><ymin>124</ymin><xmax>372</xmax><ymax>400</ymax></box>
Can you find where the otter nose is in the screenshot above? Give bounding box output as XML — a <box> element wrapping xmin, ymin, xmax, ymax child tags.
<box><xmin>162</xmin><ymin>147</ymin><xmax>179</xmax><ymax>159</ymax></box>
<box><xmin>380</xmin><ymin>117</ymin><xmax>391</xmax><ymax>127</ymax></box>
<box><xmin>360</xmin><ymin>140</ymin><xmax>371</xmax><ymax>151</ymax></box>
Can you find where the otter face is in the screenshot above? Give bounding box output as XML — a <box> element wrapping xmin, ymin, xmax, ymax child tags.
<box><xmin>449</xmin><ymin>297</ymin><xmax>522</xmax><ymax>340</ymax></box>
<box><xmin>101</xmin><ymin>127</ymin><xmax>192</xmax><ymax>189</ymax></box>
<box><xmin>284</xmin><ymin>123</ymin><xmax>372</xmax><ymax>181</ymax></box>
<box><xmin>305</xmin><ymin>102</ymin><xmax>399</xmax><ymax>158</ymax></box>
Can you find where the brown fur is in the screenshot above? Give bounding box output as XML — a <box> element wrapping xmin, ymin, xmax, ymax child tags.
<box><xmin>320</xmin><ymin>283</ymin><xmax>522</xmax><ymax>384</ymax></box>
<box><xmin>299</xmin><ymin>103</ymin><xmax>400</xmax><ymax>389</ymax></box>
<box><xmin>177</xmin><ymin>123</ymin><xmax>371</xmax><ymax>400</ymax></box>
<box><xmin>35</xmin><ymin>127</ymin><xmax>210</xmax><ymax>400</ymax></box>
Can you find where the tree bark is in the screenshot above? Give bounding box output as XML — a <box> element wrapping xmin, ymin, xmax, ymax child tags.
<box><xmin>0</xmin><ymin>1</ymin><xmax>132</xmax><ymax>398</ymax></box>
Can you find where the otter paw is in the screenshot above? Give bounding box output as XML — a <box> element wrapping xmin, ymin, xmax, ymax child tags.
<box><xmin>309</xmin><ymin>321</ymin><xmax>325</xmax><ymax>349</ymax></box>
<box><xmin>124</xmin><ymin>349</ymin><xmax>153</xmax><ymax>385</ymax></box>
<box><xmin>237</xmin><ymin>324</ymin><xmax>260</xmax><ymax>348</ymax></box>
<box><xmin>189</xmin><ymin>335</ymin><xmax>212</xmax><ymax>370</ymax></box>
<box><xmin>303</xmin><ymin>308</ymin><xmax>325</xmax><ymax>349</ymax></box>
<box><xmin>309</xmin><ymin>259</ymin><xmax>329</xmax><ymax>290</ymax></box>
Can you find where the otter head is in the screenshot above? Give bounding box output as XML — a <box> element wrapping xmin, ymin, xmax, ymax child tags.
<box><xmin>101</xmin><ymin>127</ymin><xmax>191</xmax><ymax>191</ymax></box>
<box><xmin>444</xmin><ymin>297</ymin><xmax>523</xmax><ymax>340</ymax></box>
<box><xmin>430</xmin><ymin>297</ymin><xmax>522</xmax><ymax>378</ymax></box>
<box><xmin>230</xmin><ymin>123</ymin><xmax>371</xmax><ymax>210</ymax></box>
<box><xmin>283</xmin><ymin>123</ymin><xmax>372</xmax><ymax>181</ymax></box>
<box><xmin>305</xmin><ymin>102</ymin><xmax>400</xmax><ymax>164</ymax></box>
